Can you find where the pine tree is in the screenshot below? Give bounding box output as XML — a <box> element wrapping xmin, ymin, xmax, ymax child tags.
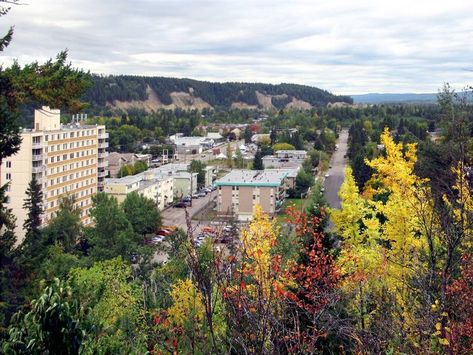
<box><xmin>22</xmin><ymin>177</ymin><xmax>43</xmax><ymax>253</ymax></box>
<box><xmin>0</xmin><ymin>182</ymin><xmax>17</xmax><ymax>331</ymax></box>
<box><xmin>269</xmin><ymin>128</ymin><xmax>277</xmax><ymax>145</ymax></box>
<box><xmin>244</xmin><ymin>125</ymin><xmax>252</xmax><ymax>144</ymax></box>
<box><xmin>252</xmin><ymin>149</ymin><xmax>263</xmax><ymax>170</ymax></box>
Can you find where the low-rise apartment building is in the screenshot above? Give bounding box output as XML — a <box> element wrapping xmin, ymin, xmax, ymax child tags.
<box><xmin>103</xmin><ymin>171</ymin><xmax>174</xmax><ymax>210</ymax></box>
<box><xmin>0</xmin><ymin>107</ymin><xmax>108</xmax><ymax>243</ymax></box>
<box><xmin>171</xmin><ymin>136</ymin><xmax>215</xmax><ymax>155</ymax></box>
<box><xmin>262</xmin><ymin>150</ymin><xmax>307</xmax><ymax>169</ymax></box>
<box><xmin>215</xmin><ymin>169</ymin><xmax>289</xmax><ymax>221</ymax></box>
<box><xmin>152</xmin><ymin>163</ymin><xmax>215</xmax><ymax>190</ymax></box>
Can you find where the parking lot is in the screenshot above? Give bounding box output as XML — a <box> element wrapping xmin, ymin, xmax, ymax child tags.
<box><xmin>160</xmin><ymin>189</ymin><xmax>217</xmax><ymax>232</ymax></box>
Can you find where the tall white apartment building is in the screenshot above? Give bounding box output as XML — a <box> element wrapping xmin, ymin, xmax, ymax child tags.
<box><xmin>0</xmin><ymin>107</ymin><xmax>108</xmax><ymax>243</ymax></box>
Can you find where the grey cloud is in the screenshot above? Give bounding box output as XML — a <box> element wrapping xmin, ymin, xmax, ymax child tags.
<box><xmin>2</xmin><ymin>0</ymin><xmax>473</xmax><ymax>94</ymax></box>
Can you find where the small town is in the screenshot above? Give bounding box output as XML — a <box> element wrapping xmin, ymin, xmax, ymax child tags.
<box><xmin>1</xmin><ymin>0</ymin><xmax>473</xmax><ymax>354</ymax></box>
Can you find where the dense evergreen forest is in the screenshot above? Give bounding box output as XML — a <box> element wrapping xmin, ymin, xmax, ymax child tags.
<box><xmin>82</xmin><ymin>74</ymin><xmax>353</xmax><ymax>109</ymax></box>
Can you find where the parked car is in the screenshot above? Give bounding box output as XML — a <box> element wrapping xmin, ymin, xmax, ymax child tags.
<box><xmin>204</xmin><ymin>187</ymin><xmax>212</xmax><ymax>193</ymax></box>
<box><xmin>182</xmin><ymin>195</ymin><xmax>192</xmax><ymax>203</ymax></box>
<box><xmin>324</xmin><ymin>173</ymin><xmax>330</xmax><ymax>178</ymax></box>
<box><xmin>197</xmin><ymin>191</ymin><xmax>206</xmax><ymax>198</ymax></box>
<box><xmin>223</xmin><ymin>225</ymin><xmax>237</xmax><ymax>233</ymax></box>
<box><xmin>192</xmin><ymin>193</ymin><xmax>200</xmax><ymax>199</ymax></box>
<box><xmin>174</xmin><ymin>202</ymin><xmax>187</xmax><ymax>208</ymax></box>
<box><xmin>210</xmin><ymin>186</ymin><xmax>217</xmax><ymax>191</ymax></box>
<box><xmin>202</xmin><ymin>226</ymin><xmax>217</xmax><ymax>235</ymax></box>
<box><xmin>157</xmin><ymin>229</ymin><xmax>172</xmax><ymax>236</ymax></box>
<box><xmin>151</xmin><ymin>235</ymin><xmax>164</xmax><ymax>244</ymax></box>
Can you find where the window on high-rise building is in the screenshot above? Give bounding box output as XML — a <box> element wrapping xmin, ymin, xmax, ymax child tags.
<box><xmin>6</xmin><ymin>161</ymin><xmax>11</xmax><ymax>168</ymax></box>
<box><xmin>6</xmin><ymin>173</ymin><xmax>11</xmax><ymax>180</ymax></box>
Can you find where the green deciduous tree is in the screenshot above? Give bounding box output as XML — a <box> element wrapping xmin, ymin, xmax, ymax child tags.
<box><xmin>69</xmin><ymin>257</ymin><xmax>147</xmax><ymax>353</ymax></box>
<box><xmin>122</xmin><ymin>192</ymin><xmax>161</xmax><ymax>236</ymax></box>
<box><xmin>42</xmin><ymin>195</ymin><xmax>82</xmax><ymax>253</ymax></box>
<box><xmin>295</xmin><ymin>169</ymin><xmax>314</xmax><ymax>196</ymax></box>
<box><xmin>190</xmin><ymin>159</ymin><xmax>207</xmax><ymax>187</ymax></box>
<box><xmin>233</xmin><ymin>148</ymin><xmax>245</xmax><ymax>168</ymax></box>
<box><xmin>3</xmin><ymin>278</ymin><xmax>89</xmax><ymax>355</ymax></box>
<box><xmin>272</xmin><ymin>142</ymin><xmax>295</xmax><ymax>151</ymax></box>
<box><xmin>87</xmin><ymin>193</ymin><xmax>139</xmax><ymax>261</ymax></box>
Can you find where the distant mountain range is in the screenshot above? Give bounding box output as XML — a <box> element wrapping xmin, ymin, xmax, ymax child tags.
<box><xmin>351</xmin><ymin>93</ymin><xmax>438</xmax><ymax>104</ymax></box>
<box><xmin>83</xmin><ymin>75</ymin><xmax>353</xmax><ymax>112</ymax></box>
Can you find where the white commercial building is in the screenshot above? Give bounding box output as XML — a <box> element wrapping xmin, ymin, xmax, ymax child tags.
<box><xmin>263</xmin><ymin>150</ymin><xmax>307</xmax><ymax>169</ymax></box>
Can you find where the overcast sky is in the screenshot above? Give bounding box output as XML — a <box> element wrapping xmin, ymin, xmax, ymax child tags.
<box><xmin>2</xmin><ymin>0</ymin><xmax>473</xmax><ymax>95</ymax></box>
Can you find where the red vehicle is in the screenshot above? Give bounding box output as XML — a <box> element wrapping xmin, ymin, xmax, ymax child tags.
<box><xmin>202</xmin><ymin>226</ymin><xmax>216</xmax><ymax>234</ymax></box>
<box><xmin>157</xmin><ymin>229</ymin><xmax>172</xmax><ymax>236</ymax></box>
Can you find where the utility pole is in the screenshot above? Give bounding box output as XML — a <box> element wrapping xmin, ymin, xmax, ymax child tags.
<box><xmin>190</xmin><ymin>170</ymin><xmax>193</xmax><ymax>207</ymax></box>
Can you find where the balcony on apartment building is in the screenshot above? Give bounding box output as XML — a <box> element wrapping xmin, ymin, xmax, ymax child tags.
<box><xmin>32</xmin><ymin>153</ymin><xmax>43</xmax><ymax>161</ymax></box>
<box><xmin>98</xmin><ymin>132</ymin><xmax>109</xmax><ymax>139</ymax></box>
<box><xmin>32</xmin><ymin>165</ymin><xmax>45</xmax><ymax>173</ymax></box>
<box><xmin>98</xmin><ymin>160</ymin><xmax>109</xmax><ymax>168</ymax></box>
<box><xmin>98</xmin><ymin>141</ymin><xmax>109</xmax><ymax>149</ymax></box>
<box><xmin>98</xmin><ymin>152</ymin><xmax>108</xmax><ymax>158</ymax></box>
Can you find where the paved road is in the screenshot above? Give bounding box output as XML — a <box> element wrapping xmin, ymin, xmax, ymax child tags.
<box><xmin>161</xmin><ymin>190</ymin><xmax>217</xmax><ymax>232</ymax></box>
<box><xmin>323</xmin><ymin>129</ymin><xmax>349</xmax><ymax>209</ymax></box>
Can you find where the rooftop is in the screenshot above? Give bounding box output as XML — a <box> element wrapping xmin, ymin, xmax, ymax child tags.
<box><xmin>105</xmin><ymin>175</ymin><xmax>142</xmax><ymax>185</ymax></box>
<box><xmin>275</xmin><ymin>150</ymin><xmax>307</xmax><ymax>155</ymax></box>
<box><xmin>22</xmin><ymin>123</ymin><xmax>102</xmax><ymax>134</ymax></box>
<box><xmin>266</xmin><ymin>167</ymin><xmax>300</xmax><ymax>178</ymax></box>
<box><xmin>215</xmin><ymin>169</ymin><xmax>288</xmax><ymax>187</ymax></box>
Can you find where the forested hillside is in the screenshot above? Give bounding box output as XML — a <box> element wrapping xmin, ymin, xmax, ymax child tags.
<box><xmin>83</xmin><ymin>75</ymin><xmax>353</xmax><ymax>111</ymax></box>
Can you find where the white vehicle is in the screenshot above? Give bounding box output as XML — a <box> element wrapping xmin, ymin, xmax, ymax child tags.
<box><xmin>324</xmin><ymin>173</ymin><xmax>330</xmax><ymax>178</ymax></box>
<box><xmin>151</xmin><ymin>236</ymin><xmax>164</xmax><ymax>244</ymax></box>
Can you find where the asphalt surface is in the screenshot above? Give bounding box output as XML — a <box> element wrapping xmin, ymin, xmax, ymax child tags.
<box><xmin>161</xmin><ymin>190</ymin><xmax>217</xmax><ymax>231</ymax></box>
<box><xmin>323</xmin><ymin>129</ymin><xmax>349</xmax><ymax>209</ymax></box>
<box><xmin>153</xmin><ymin>190</ymin><xmax>217</xmax><ymax>263</ymax></box>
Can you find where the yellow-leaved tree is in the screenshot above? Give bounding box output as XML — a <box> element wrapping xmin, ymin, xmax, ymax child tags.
<box><xmin>241</xmin><ymin>204</ymin><xmax>282</xmax><ymax>298</ymax></box>
<box><xmin>332</xmin><ymin>128</ymin><xmax>437</xmax><ymax>350</ymax></box>
<box><xmin>167</xmin><ymin>278</ymin><xmax>205</xmax><ymax>327</ymax></box>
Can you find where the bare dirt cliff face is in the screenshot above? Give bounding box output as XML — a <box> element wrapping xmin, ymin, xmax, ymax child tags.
<box><xmin>255</xmin><ymin>91</ymin><xmax>312</xmax><ymax>110</ymax></box>
<box><xmin>110</xmin><ymin>86</ymin><xmax>162</xmax><ymax>112</ymax></box>
<box><xmin>255</xmin><ymin>90</ymin><xmax>274</xmax><ymax>109</ymax></box>
<box><xmin>286</xmin><ymin>97</ymin><xmax>312</xmax><ymax>110</ymax></box>
<box><xmin>109</xmin><ymin>86</ymin><xmax>212</xmax><ymax>112</ymax></box>
<box><xmin>109</xmin><ymin>86</ymin><xmax>313</xmax><ymax>112</ymax></box>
